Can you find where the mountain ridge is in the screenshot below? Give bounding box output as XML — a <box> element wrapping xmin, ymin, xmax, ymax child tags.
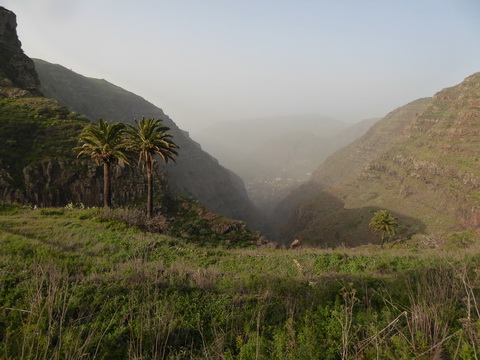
<box><xmin>271</xmin><ymin>97</ymin><xmax>432</xmax><ymax>241</ymax></box>
<box><xmin>0</xmin><ymin>7</ymin><xmax>264</xmax><ymax>231</ymax></box>
<box><xmin>33</xmin><ymin>58</ymin><xmax>265</xmax><ymax>230</ymax></box>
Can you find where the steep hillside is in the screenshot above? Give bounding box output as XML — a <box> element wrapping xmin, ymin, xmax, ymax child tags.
<box><xmin>0</xmin><ymin>95</ymin><xmax>167</xmax><ymax>207</ymax></box>
<box><xmin>309</xmin><ymin>99</ymin><xmax>432</xmax><ymax>188</ymax></box>
<box><xmin>0</xmin><ymin>7</ymin><xmax>168</xmax><ymax>209</ymax></box>
<box><xmin>33</xmin><ymin>59</ymin><xmax>264</xmax><ymax>230</ymax></box>
<box><xmin>272</xmin><ymin>98</ymin><xmax>432</xmax><ymax>238</ymax></box>
<box><xmin>278</xmin><ymin>74</ymin><xmax>480</xmax><ymax>246</ymax></box>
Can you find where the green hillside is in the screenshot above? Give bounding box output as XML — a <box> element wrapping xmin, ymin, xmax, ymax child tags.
<box><xmin>271</xmin><ymin>98</ymin><xmax>432</xmax><ymax>242</ymax></box>
<box><xmin>33</xmin><ymin>59</ymin><xmax>167</xmax><ymax>125</ymax></box>
<box><xmin>0</xmin><ymin>95</ymin><xmax>92</xmax><ymax>204</ymax></box>
<box><xmin>1</xmin><ymin>205</ymin><xmax>480</xmax><ymax>359</ymax></box>
<box><xmin>0</xmin><ymin>97</ymin><xmax>88</xmax><ymax>183</ymax></box>
<box><xmin>0</xmin><ymin>92</ymin><xmax>170</xmax><ymax>208</ymax></box>
<box><xmin>281</xmin><ymin>73</ymin><xmax>480</xmax><ymax>246</ymax></box>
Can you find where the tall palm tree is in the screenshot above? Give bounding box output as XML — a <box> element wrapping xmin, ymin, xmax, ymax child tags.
<box><xmin>75</xmin><ymin>119</ymin><xmax>129</xmax><ymax>208</ymax></box>
<box><xmin>126</xmin><ymin>117</ymin><xmax>178</xmax><ymax>217</ymax></box>
<box><xmin>368</xmin><ymin>210</ymin><xmax>399</xmax><ymax>248</ymax></box>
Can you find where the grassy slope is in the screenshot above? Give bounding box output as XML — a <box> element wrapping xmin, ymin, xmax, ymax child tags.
<box><xmin>1</xmin><ymin>206</ymin><xmax>480</xmax><ymax>359</ymax></box>
<box><xmin>0</xmin><ymin>96</ymin><xmax>89</xmax><ymax>187</ymax></box>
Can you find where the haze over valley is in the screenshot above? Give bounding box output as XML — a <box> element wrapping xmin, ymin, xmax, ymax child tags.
<box><xmin>192</xmin><ymin>115</ymin><xmax>378</xmax><ymax>212</ymax></box>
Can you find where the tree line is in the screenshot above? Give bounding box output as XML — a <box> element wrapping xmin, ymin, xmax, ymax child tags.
<box><xmin>74</xmin><ymin>117</ymin><xmax>178</xmax><ymax>217</ymax></box>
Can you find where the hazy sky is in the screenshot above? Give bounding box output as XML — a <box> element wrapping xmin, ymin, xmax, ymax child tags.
<box><xmin>3</xmin><ymin>0</ymin><xmax>480</xmax><ymax>132</ymax></box>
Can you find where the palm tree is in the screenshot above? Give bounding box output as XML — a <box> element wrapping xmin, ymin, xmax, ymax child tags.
<box><xmin>75</xmin><ymin>119</ymin><xmax>129</xmax><ymax>208</ymax></box>
<box><xmin>368</xmin><ymin>210</ymin><xmax>399</xmax><ymax>248</ymax></box>
<box><xmin>126</xmin><ymin>117</ymin><xmax>178</xmax><ymax>217</ymax></box>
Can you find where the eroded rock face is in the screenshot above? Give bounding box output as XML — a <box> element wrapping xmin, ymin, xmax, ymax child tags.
<box><xmin>1</xmin><ymin>157</ymin><xmax>161</xmax><ymax>208</ymax></box>
<box><xmin>0</xmin><ymin>7</ymin><xmax>21</xmax><ymax>47</ymax></box>
<box><xmin>0</xmin><ymin>7</ymin><xmax>41</xmax><ymax>94</ymax></box>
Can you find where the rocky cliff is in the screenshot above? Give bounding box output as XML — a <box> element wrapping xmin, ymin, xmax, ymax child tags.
<box><xmin>0</xmin><ymin>7</ymin><xmax>40</xmax><ymax>96</ymax></box>
<box><xmin>277</xmin><ymin>74</ymin><xmax>480</xmax><ymax>246</ymax></box>
<box><xmin>0</xmin><ymin>7</ymin><xmax>153</xmax><ymax>209</ymax></box>
<box><xmin>33</xmin><ymin>59</ymin><xmax>264</xmax><ymax>230</ymax></box>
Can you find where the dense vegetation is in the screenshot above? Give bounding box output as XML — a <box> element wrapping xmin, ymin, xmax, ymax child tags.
<box><xmin>0</xmin><ymin>97</ymin><xmax>89</xmax><ymax>187</ymax></box>
<box><xmin>1</xmin><ymin>204</ymin><xmax>479</xmax><ymax>359</ymax></box>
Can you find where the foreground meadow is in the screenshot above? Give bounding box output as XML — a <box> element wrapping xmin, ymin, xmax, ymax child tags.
<box><xmin>1</xmin><ymin>205</ymin><xmax>479</xmax><ymax>359</ymax></box>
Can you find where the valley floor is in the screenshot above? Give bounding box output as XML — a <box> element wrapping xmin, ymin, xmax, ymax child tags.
<box><xmin>1</xmin><ymin>205</ymin><xmax>479</xmax><ymax>359</ymax></box>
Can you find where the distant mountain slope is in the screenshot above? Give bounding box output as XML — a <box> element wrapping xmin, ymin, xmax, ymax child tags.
<box><xmin>271</xmin><ymin>98</ymin><xmax>432</xmax><ymax>238</ymax></box>
<box><xmin>276</xmin><ymin>73</ymin><xmax>480</xmax><ymax>246</ymax></box>
<box><xmin>33</xmin><ymin>59</ymin><xmax>264</xmax><ymax>230</ymax></box>
<box><xmin>309</xmin><ymin>99</ymin><xmax>431</xmax><ymax>188</ymax></box>
<box><xmin>192</xmin><ymin>114</ymin><xmax>377</xmax><ymax>215</ymax></box>
<box><xmin>192</xmin><ymin>115</ymin><xmax>376</xmax><ymax>181</ymax></box>
<box><xmin>191</xmin><ymin>115</ymin><xmax>346</xmax><ymax>182</ymax></box>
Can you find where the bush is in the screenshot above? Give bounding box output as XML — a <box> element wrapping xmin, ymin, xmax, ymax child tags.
<box><xmin>40</xmin><ymin>208</ymin><xmax>65</xmax><ymax>216</ymax></box>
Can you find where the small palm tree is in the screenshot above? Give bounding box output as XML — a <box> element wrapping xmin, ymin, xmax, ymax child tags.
<box><xmin>126</xmin><ymin>117</ymin><xmax>178</xmax><ymax>217</ymax></box>
<box><xmin>75</xmin><ymin>119</ymin><xmax>129</xmax><ymax>208</ymax></box>
<box><xmin>368</xmin><ymin>210</ymin><xmax>399</xmax><ymax>248</ymax></box>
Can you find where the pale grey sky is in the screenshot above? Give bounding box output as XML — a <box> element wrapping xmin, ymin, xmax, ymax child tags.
<box><xmin>3</xmin><ymin>0</ymin><xmax>480</xmax><ymax>131</ymax></box>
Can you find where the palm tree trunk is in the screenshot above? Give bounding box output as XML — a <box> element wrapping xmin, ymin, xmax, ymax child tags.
<box><xmin>103</xmin><ymin>162</ymin><xmax>111</xmax><ymax>208</ymax></box>
<box><xmin>381</xmin><ymin>232</ymin><xmax>385</xmax><ymax>248</ymax></box>
<box><xmin>146</xmin><ymin>159</ymin><xmax>153</xmax><ymax>217</ymax></box>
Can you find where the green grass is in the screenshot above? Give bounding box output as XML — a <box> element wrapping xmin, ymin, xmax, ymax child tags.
<box><xmin>1</xmin><ymin>207</ymin><xmax>480</xmax><ymax>359</ymax></box>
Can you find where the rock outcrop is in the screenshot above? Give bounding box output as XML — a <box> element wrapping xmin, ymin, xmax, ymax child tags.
<box><xmin>0</xmin><ymin>7</ymin><xmax>40</xmax><ymax>95</ymax></box>
<box><xmin>20</xmin><ymin>159</ymin><xmax>154</xmax><ymax>208</ymax></box>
